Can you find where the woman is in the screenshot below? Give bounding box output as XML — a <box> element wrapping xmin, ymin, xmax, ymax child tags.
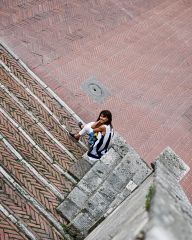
<box><xmin>69</xmin><ymin>110</ymin><xmax>113</xmax><ymax>161</ymax></box>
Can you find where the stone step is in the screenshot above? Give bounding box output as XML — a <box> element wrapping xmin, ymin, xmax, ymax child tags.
<box><xmin>0</xmin><ymin>112</ymin><xmax>74</xmax><ymax>197</ymax></box>
<box><xmin>0</xmin><ymin>43</ymin><xmax>92</xmax><ymax>239</ymax></box>
<box><xmin>0</xmin><ymin>61</ymin><xmax>89</xmax><ymax>178</ymax></box>
<box><xmin>0</xmin><ymin>64</ymin><xmax>85</xmax><ymax>162</ymax></box>
<box><xmin>0</xmin><ymin>170</ymin><xmax>72</xmax><ymax>240</ymax></box>
<box><xmin>57</xmin><ymin>133</ymin><xmax>152</xmax><ymax>238</ymax></box>
<box><xmin>0</xmin><ymin>84</ymin><xmax>77</xmax><ymax>184</ymax></box>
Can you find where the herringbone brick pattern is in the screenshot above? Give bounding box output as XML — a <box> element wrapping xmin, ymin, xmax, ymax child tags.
<box><xmin>0</xmin><ymin>141</ymin><xmax>65</xmax><ymax>223</ymax></box>
<box><xmin>0</xmin><ymin>66</ymin><xmax>85</xmax><ymax>160</ymax></box>
<box><xmin>0</xmin><ymin>0</ymin><xmax>192</xmax><ymax>238</ymax></box>
<box><xmin>0</xmin><ymin>212</ymin><xmax>28</xmax><ymax>240</ymax></box>
<box><xmin>0</xmin><ymin>88</ymin><xmax>74</xmax><ymax>171</ymax></box>
<box><xmin>0</xmin><ymin>174</ymin><xmax>63</xmax><ymax>240</ymax></box>
<box><xmin>0</xmin><ymin>47</ymin><xmax>81</xmax><ymax>132</ymax></box>
<box><xmin>0</xmin><ymin>112</ymin><xmax>74</xmax><ymax>195</ymax></box>
<box><xmin>0</xmin><ymin>36</ymin><xmax>92</xmax><ymax>238</ymax></box>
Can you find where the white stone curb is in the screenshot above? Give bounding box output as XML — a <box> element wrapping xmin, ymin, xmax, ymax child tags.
<box><xmin>0</xmin><ymin>43</ymin><xmax>87</xmax><ymax>148</ymax></box>
<box><xmin>0</xmin><ymin>100</ymin><xmax>77</xmax><ymax>184</ymax></box>
<box><xmin>0</xmin><ymin>82</ymin><xmax>77</xmax><ymax>162</ymax></box>
<box><xmin>0</xmin><ymin>166</ymin><xmax>67</xmax><ymax>237</ymax></box>
<box><xmin>0</xmin><ymin>204</ymin><xmax>38</xmax><ymax>240</ymax></box>
<box><xmin>0</xmin><ymin>134</ymin><xmax>64</xmax><ymax>201</ymax></box>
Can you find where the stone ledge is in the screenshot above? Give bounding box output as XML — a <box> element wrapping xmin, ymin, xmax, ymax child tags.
<box><xmin>152</xmin><ymin>146</ymin><xmax>190</xmax><ymax>181</ymax></box>
<box><xmin>110</xmin><ymin>132</ymin><xmax>130</xmax><ymax>158</ymax></box>
<box><xmin>145</xmin><ymin>148</ymin><xmax>192</xmax><ymax>240</ymax></box>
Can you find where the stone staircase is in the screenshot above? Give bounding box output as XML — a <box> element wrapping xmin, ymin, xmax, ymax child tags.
<box><xmin>0</xmin><ymin>42</ymin><xmax>153</xmax><ymax>240</ymax></box>
<box><xmin>0</xmin><ymin>43</ymin><xmax>92</xmax><ymax>240</ymax></box>
<box><xmin>0</xmin><ymin>42</ymin><xmax>190</xmax><ymax>240</ymax></box>
<box><xmin>57</xmin><ymin>133</ymin><xmax>152</xmax><ymax>238</ymax></box>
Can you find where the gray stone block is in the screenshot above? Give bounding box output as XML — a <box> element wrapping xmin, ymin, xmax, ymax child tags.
<box><xmin>146</xmin><ymin>226</ymin><xmax>175</xmax><ymax>240</ymax></box>
<box><xmin>106</xmin><ymin>172</ymin><xmax>127</xmax><ymax>192</ymax></box>
<box><xmin>148</xmin><ymin>183</ymin><xmax>192</xmax><ymax>239</ymax></box>
<box><xmin>111</xmin><ymin>132</ymin><xmax>130</xmax><ymax>157</ymax></box>
<box><xmin>57</xmin><ymin>198</ymin><xmax>80</xmax><ymax>221</ymax></box>
<box><xmin>145</xmin><ymin>149</ymin><xmax>192</xmax><ymax>240</ymax></box>
<box><xmin>155</xmin><ymin>163</ymin><xmax>191</xmax><ymax>206</ymax></box>
<box><xmin>93</xmin><ymin>150</ymin><xmax>121</xmax><ymax>179</ymax></box>
<box><xmin>98</xmin><ymin>181</ymin><xmax>119</xmax><ymax>202</ymax></box>
<box><xmin>120</xmin><ymin>151</ymin><xmax>152</xmax><ymax>185</ymax></box>
<box><xmin>113</xmin><ymin>161</ymin><xmax>134</xmax><ymax>183</ymax></box>
<box><xmin>78</xmin><ymin>170</ymin><xmax>103</xmax><ymax>195</ymax></box>
<box><xmin>68</xmin><ymin>187</ymin><xmax>89</xmax><ymax>209</ymax></box>
<box><xmin>104</xmin><ymin>181</ymin><xmax>137</xmax><ymax>217</ymax></box>
<box><xmin>86</xmin><ymin>192</ymin><xmax>111</xmax><ymax>219</ymax></box>
<box><xmin>72</xmin><ymin>212</ymin><xmax>95</xmax><ymax>235</ymax></box>
<box><xmin>100</xmin><ymin>148</ymin><xmax>122</xmax><ymax>166</ymax></box>
<box><xmin>152</xmin><ymin>147</ymin><xmax>190</xmax><ymax>181</ymax></box>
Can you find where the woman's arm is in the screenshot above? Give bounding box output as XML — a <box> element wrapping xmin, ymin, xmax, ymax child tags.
<box><xmin>92</xmin><ymin>125</ymin><xmax>106</xmax><ymax>135</ymax></box>
<box><xmin>91</xmin><ymin>120</ymin><xmax>101</xmax><ymax>129</ymax></box>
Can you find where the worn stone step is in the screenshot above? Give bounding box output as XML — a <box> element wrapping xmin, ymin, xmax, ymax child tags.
<box><xmin>0</xmin><ymin>64</ymin><xmax>85</xmax><ymax>161</ymax></box>
<box><xmin>57</xmin><ymin>133</ymin><xmax>152</xmax><ymax>237</ymax></box>
<box><xmin>0</xmin><ymin>171</ymin><xmax>71</xmax><ymax>240</ymax></box>
<box><xmin>0</xmin><ymin>45</ymin><xmax>84</xmax><ymax>135</ymax></box>
<box><xmin>0</xmin><ymin>207</ymin><xmax>36</xmax><ymax>240</ymax></box>
<box><xmin>0</xmin><ymin>112</ymin><xmax>74</xmax><ymax>197</ymax></box>
<box><xmin>0</xmin><ymin>139</ymin><xmax>66</xmax><ymax>221</ymax></box>
<box><xmin>0</xmin><ymin>85</ymin><xmax>77</xmax><ymax>184</ymax></box>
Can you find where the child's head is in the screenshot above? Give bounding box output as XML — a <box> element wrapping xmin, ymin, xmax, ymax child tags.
<box><xmin>97</xmin><ymin>110</ymin><xmax>112</xmax><ymax>125</ymax></box>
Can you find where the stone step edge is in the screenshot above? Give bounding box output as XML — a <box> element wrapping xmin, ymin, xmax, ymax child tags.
<box><xmin>70</xmin><ymin>148</ymin><xmax>152</xmax><ymax>234</ymax></box>
<box><xmin>104</xmin><ymin>173</ymin><xmax>152</xmax><ymax>218</ymax></box>
<box><xmin>57</xmin><ymin>135</ymin><xmax>153</xmax><ymax>236</ymax></box>
<box><xmin>0</xmin><ymin>42</ymin><xmax>87</xmax><ymax>150</ymax></box>
<box><xmin>57</xmin><ymin>135</ymin><xmax>141</xmax><ymax>211</ymax></box>
<box><xmin>79</xmin><ymin>147</ymin><xmax>191</xmax><ymax>239</ymax></box>
<box><xmin>0</xmin><ymin>165</ymin><xmax>73</xmax><ymax>240</ymax></box>
<box><xmin>151</xmin><ymin>146</ymin><xmax>190</xmax><ymax>181</ymax></box>
<box><xmin>0</xmin><ymin>203</ymin><xmax>38</xmax><ymax>240</ymax></box>
<box><xmin>0</xmin><ymin>63</ymin><xmax>79</xmax><ymax>162</ymax></box>
<box><xmin>0</xmin><ymin>80</ymin><xmax>77</xmax><ymax>166</ymax></box>
<box><xmin>0</xmin><ymin>102</ymin><xmax>77</xmax><ymax>186</ymax></box>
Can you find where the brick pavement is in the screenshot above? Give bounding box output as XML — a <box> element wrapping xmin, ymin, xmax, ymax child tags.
<box><xmin>1</xmin><ymin>0</ymin><xmax>190</xmax><ymax>201</ymax></box>
<box><xmin>0</xmin><ymin>174</ymin><xmax>63</xmax><ymax>240</ymax></box>
<box><xmin>0</xmin><ymin>0</ymin><xmax>192</xmax><ymax>237</ymax></box>
<box><xmin>0</xmin><ymin>212</ymin><xmax>29</xmax><ymax>240</ymax></box>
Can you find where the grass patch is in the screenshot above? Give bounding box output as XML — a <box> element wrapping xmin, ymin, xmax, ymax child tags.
<box><xmin>61</xmin><ymin>223</ymin><xmax>70</xmax><ymax>234</ymax></box>
<box><xmin>145</xmin><ymin>185</ymin><xmax>155</xmax><ymax>211</ymax></box>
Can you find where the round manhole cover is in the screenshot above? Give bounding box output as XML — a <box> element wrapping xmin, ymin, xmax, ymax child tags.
<box><xmin>88</xmin><ymin>83</ymin><xmax>103</xmax><ymax>96</ymax></box>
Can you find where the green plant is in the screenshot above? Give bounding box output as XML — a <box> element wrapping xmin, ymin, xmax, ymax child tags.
<box><xmin>145</xmin><ymin>185</ymin><xmax>155</xmax><ymax>211</ymax></box>
<box><xmin>61</xmin><ymin>223</ymin><xmax>70</xmax><ymax>234</ymax></box>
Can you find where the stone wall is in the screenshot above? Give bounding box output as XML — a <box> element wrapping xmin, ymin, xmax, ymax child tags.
<box><xmin>84</xmin><ymin>147</ymin><xmax>192</xmax><ymax>240</ymax></box>
<box><xmin>145</xmin><ymin>147</ymin><xmax>192</xmax><ymax>240</ymax></box>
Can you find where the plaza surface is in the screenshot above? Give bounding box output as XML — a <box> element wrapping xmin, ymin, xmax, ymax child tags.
<box><xmin>0</xmin><ymin>0</ymin><xmax>192</xmax><ymax>201</ymax></box>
